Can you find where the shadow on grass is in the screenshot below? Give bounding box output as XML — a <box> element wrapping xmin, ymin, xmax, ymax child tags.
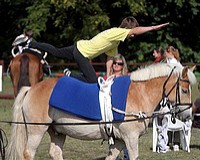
<box><xmin>94</xmin><ymin>157</ymin><xmax>106</xmax><ymax>160</ymax></box>
<box><xmin>190</xmin><ymin>144</ymin><xmax>200</xmax><ymax>150</ymax></box>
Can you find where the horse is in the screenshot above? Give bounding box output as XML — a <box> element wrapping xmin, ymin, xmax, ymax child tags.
<box><xmin>8</xmin><ymin>49</ymin><xmax>45</xmax><ymax>97</ymax></box>
<box><xmin>6</xmin><ymin>63</ymin><xmax>196</xmax><ymax>160</ymax></box>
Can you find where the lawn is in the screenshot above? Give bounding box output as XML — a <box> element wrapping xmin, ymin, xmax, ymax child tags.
<box><xmin>0</xmin><ymin>75</ymin><xmax>200</xmax><ymax>160</ymax></box>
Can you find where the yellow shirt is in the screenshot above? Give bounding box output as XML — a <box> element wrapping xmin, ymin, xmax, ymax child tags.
<box><xmin>77</xmin><ymin>27</ymin><xmax>131</xmax><ymax>59</ymax></box>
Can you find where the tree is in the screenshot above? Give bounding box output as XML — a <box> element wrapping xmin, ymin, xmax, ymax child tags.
<box><xmin>142</xmin><ymin>0</ymin><xmax>200</xmax><ymax>63</ymax></box>
<box><xmin>0</xmin><ymin>0</ymin><xmax>200</xmax><ymax>68</ymax></box>
<box><xmin>0</xmin><ymin>0</ymin><xmax>33</xmax><ymax>66</ymax></box>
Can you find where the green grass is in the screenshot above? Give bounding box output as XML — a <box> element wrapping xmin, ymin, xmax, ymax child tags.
<box><xmin>0</xmin><ymin>76</ymin><xmax>200</xmax><ymax>160</ymax></box>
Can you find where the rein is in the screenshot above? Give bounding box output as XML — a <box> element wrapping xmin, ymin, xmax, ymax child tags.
<box><xmin>0</xmin><ymin>105</ymin><xmax>189</xmax><ymax>126</ymax></box>
<box><xmin>0</xmin><ymin>68</ymin><xmax>193</xmax><ymax>126</ymax></box>
<box><xmin>0</xmin><ymin>104</ymin><xmax>192</xmax><ymax>126</ymax></box>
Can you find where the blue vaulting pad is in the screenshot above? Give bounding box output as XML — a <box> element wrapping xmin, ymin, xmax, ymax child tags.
<box><xmin>111</xmin><ymin>76</ymin><xmax>131</xmax><ymax>120</ymax></box>
<box><xmin>49</xmin><ymin>76</ymin><xmax>101</xmax><ymax>120</ymax></box>
<box><xmin>49</xmin><ymin>76</ymin><xmax>131</xmax><ymax>120</ymax></box>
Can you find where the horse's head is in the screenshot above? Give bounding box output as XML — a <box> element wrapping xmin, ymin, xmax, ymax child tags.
<box><xmin>129</xmin><ymin>63</ymin><xmax>196</xmax><ymax>120</ymax></box>
<box><xmin>9</xmin><ymin>53</ymin><xmax>44</xmax><ymax>97</ymax></box>
<box><xmin>164</xmin><ymin>65</ymin><xmax>196</xmax><ymax>120</ymax></box>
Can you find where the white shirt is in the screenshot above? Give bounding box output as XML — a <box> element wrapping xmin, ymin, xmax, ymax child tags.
<box><xmin>166</xmin><ymin>58</ymin><xmax>183</xmax><ymax>68</ymax></box>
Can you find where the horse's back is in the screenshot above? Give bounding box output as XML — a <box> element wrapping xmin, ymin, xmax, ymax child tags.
<box><xmin>27</xmin><ymin>77</ymin><xmax>58</xmax><ymax>100</ymax></box>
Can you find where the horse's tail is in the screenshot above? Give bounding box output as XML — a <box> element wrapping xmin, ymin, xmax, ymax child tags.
<box><xmin>17</xmin><ymin>55</ymin><xmax>31</xmax><ymax>94</ymax></box>
<box><xmin>6</xmin><ymin>86</ymin><xmax>31</xmax><ymax>160</ymax></box>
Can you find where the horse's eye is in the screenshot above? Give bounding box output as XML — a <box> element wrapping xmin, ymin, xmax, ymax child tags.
<box><xmin>181</xmin><ymin>88</ymin><xmax>189</xmax><ymax>94</ymax></box>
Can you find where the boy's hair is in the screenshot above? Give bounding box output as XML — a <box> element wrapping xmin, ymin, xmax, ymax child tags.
<box><xmin>119</xmin><ymin>16</ymin><xmax>139</xmax><ymax>29</ymax></box>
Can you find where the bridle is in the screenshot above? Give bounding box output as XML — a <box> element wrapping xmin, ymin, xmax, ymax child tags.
<box><xmin>157</xmin><ymin>66</ymin><xmax>192</xmax><ymax>123</ymax></box>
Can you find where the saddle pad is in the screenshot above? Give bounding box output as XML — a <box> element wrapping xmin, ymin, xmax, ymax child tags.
<box><xmin>49</xmin><ymin>76</ymin><xmax>131</xmax><ymax>120</ymax></box>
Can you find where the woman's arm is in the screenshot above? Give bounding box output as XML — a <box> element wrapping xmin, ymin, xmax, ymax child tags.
<box><xmin>128</xmin><ymin>22</ymin><xmax>169</xmax><ymax>36</ymax></box>
<box><xmin>106</xmin><ymin>56</ymin><xmax>113</xmax><ymax>78</ymax></box>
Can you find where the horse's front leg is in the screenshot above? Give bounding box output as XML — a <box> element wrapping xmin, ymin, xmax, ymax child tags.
<box><xmin>124</xmin><ymin>134</ymin><xmax>140</xmax><ymax>160</ymax></box>
<box><xmin>105</xmin><ymin>140</ymin><xmax>125</xmax><ymax>160</ymax></box>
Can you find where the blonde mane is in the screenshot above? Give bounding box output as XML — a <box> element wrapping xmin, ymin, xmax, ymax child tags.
<box><xmin>130</xmin><ymin>63</ymin><xmax>196</xmax><ymax>84</ymax></box>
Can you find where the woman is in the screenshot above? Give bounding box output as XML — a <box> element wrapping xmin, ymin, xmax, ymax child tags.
<box><xmin>164</xmin><ymin>45</ymin><xmax>182</xmax><ymax>68</ymax></box>
<box><xmin>157</xmin><ymin>44</ymin><xmax>183</xmax><ymax>152</ymax></box>
<box><xmin>107</xmin><ymin>54</ymin><xmax>128</xmax><ymax>78</ymax></box>
<box><xmin>15</xmin><ymin>17</ymin><xmax>169</xmax><ymax>83</ymax></box>
<box><xmin>107</xmin><ymin>54</ymin><xmax>129</xmax><ymax>160</ymax></box>
<box><xmin>153</xmin><ymin>47</ymin><xmax>163</xmax><ymax>63</ymax></box>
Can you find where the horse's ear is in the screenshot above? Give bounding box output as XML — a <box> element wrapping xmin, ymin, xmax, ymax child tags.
<box><xmin>189</xmin><ymin>65</ymin><xmax>196</xmax><ymax>73</ymax></box>
<box><xmin>182</xmin><ymin>66</ymin><xmax>188</xmax><ymax>79</ymax></box>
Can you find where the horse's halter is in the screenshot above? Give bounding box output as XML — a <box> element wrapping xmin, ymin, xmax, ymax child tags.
<box><xmin>158</xmin><ymin>67</ymin><xmax>192</xmax><ymax>123</ymax></box>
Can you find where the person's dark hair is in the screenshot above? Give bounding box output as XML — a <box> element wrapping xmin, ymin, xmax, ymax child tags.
<box><xmin>119</xmin><ymin>16</ymin><xmax>139</xmax><ymax>29</ymax></box>
<box><xmin>155</xmin><ymin>47</ymin><xmax>164</xmax><ymax>55</ymax></box>
<box><xmin>168</xmin><ymin>41</ymin><xmax>178</xmax><ymax>50</ymax></box>
<box><xmin>194</xmin><ymin>98</ymin><xmax>200</xmax><ymax>109</ymax></box>
<box><xmin>193</xmin><ymin>98</ymin><xmax>200</xmax><ymax>113</ymax></box>
<box><xmin>24</xmin><ymin>29</ymin><xmax>33</xmax><ymax>38</ymax></box>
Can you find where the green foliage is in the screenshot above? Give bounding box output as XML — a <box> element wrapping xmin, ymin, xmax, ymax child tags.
<box><xmin>21</xmin><ymin>0</ymin><xmax>51</xmax><ymax>37</ymax></box>
<box><xmin>143</xmin><ymin>0</ymin><xmax>200</xmax><ymax>63</ymax></box>
<box><xmin>0</xmin><ymin>0</ymin><xmax>200</xmax><ymax>66</ymax></box>
<box><xmin>127</xmin><ymin>0</ymin><xmax>146</xmax><ymax>15</ymax></box>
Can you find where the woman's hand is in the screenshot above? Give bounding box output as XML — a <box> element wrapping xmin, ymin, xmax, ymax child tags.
<box><xmin>128</xmin><ymin>22</ymin><xmax>170</xmax><ymax>36</ymax></box>
<box><xmin>152</xmin><ymin>22</ymin><xmax>170</xmax><ymax>30</ymax></box>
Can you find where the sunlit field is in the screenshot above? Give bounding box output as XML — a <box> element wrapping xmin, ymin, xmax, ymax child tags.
<box><xmin>0</xmin><ymin>75</ymin><xmax>200</xmax><ymax>160</ymax></box>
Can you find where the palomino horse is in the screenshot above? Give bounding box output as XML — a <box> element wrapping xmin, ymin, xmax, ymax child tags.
<box><xmin>6</xmin><ymin>63</ymin><xmax>196</xmax><ymax>160</ymax></box>
<box><xmin>9</xmin><ymin>51</ymin><xmax>44</xmax><ymax>97</ymax></box>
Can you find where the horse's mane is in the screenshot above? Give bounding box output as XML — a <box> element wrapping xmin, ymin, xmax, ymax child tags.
<box><xmin>130</xmin><ymin>63</ymin><xmax>196</xmax><ymax>84</ymax></box>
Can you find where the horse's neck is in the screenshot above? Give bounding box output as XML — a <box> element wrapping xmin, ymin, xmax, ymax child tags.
<box><xmin>126</xmin><ymin>77</ymin><xmax>177</xmax><ymax>115</ymax></box>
